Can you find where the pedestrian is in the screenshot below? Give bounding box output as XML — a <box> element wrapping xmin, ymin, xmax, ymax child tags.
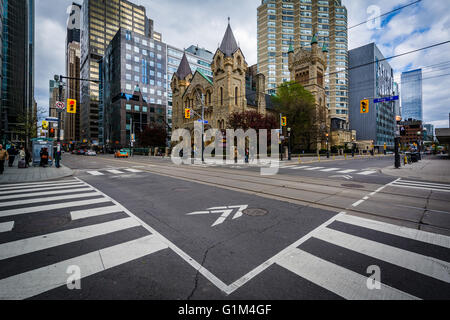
<box><xmin>40</xmin><ymin>148</ymin><xmax>49</xmax><ymax>167</ymax></box>
<box><xmin>18</xmin><ymin>146</ymin><xmax>26</xmax><ymax>168</ymax></box>
<box><xmin>7</xmin><ymin>145</ymin><xmax>16</xmax><ymax>167</ymax></box>
<box><xmin>25</xmin><ymin>148</ymin><xmax>32</xmax><ymax>167</ymax></box>
<box><xmin>0</xmin><ymin>144</ymin><xmax>9</xmax><ymax>174</ymax></box>
<box><xmin>54</xmin><ymin>146</ymin><xmax>61</xmax><ymax>168</ymax></box>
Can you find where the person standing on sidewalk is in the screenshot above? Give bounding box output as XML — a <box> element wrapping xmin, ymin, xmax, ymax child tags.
<box><xmin>7</xmin><ymin>145</ymin><xmax>16</xmax><ymax>167</ymax></box>
<box><xmin>0</xmin><ymin>144</ymin><xmax>9</xmax><ymax>174</ymax></box>
<box><xmin>54</xmin><ymin>145</ymin><xmax>61</xmax><ymax>168</ymax></box>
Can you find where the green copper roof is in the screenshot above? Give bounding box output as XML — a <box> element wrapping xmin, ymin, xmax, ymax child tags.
<box><xmin>288</xmin><ymin>43</ymin><xmax>294</xmax><ymax>53</ymax></box>
<box><xmin>311</xmin><ymin>35</ymin><xmax>318</xmax><ymax>45</ymax></box>
<box><xmin>196</xmin><ymin>69</ymin><xmax>213</xmax><ymax>85</ymax></box>
<box><xmin>322</xmin><ymin>44</ymin><xmax>328</xmax><ymax>52</ymax></box>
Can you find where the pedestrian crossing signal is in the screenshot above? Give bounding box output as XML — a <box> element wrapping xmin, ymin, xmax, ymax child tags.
<box><xmin>360</xmin><ymin>100</ymin><xmax>369</xmax><ymax>114</ymax></box>
<box><xmin>185</xmin><ymin>108</ymin><xmax>191</xmax><ymax>119</ymax></box>
<box><xmin>281</xmin><ymin>117</ymin><xmax>287</xmax><ymax>127</ymax></box>
<box><xmin>67</xmin><ymin>99</ymin><xmax>77</xmax><ymax>114</ymax></box>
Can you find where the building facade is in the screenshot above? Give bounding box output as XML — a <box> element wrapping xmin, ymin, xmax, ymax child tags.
<box><xmin>401</xmin><ymin>69</ymin><xmax>423</xmax><ymax>121</ymax></box>
<box><xmin>166</xmin><ymin>45</ymin><xmax>213</xmax><ymax>131</ymax></box>
<box><xmin>288</xmin><ymin>37</ymin><xmax>330</xmax><ymax>151</ymax></box>
<box><xmin>349</xmin><ymin>43</ymin><xmax>396</xmax><ymax>149</ymax></box>
<box><xmin>80</xmin><ymin>0</ymin><xmax>148</xmax><ymax>146</ymax></box>
<box><xmin>1</xmin><ymin>0</ymin><xmax>34</xmax><ymax>145</ymax></box>
<box><xmin>171</xmin><ymin>23</ymin><xmax>276</xmax><ymax>131</ymax></box>
<box><xmin>399</xmin><ymin>119</ymin><xmax>423</xmax><ymax>146</ymax></box>
<box><xmin>257</xmin><ymin>0</ymin><xmax>349</xmax><ymax>122</ymax></box>
<box><xmin>102</xmin><ymin>28</ymin><xmax>166</xmax><ymax>148</ymax></box>
<box><xmin>65</xmin><ymin>2</ymin><xmax>82</xmax><ymax>143</ymax></box>
<box><xmin>423</xmin><ymin>123</ymin><xmax>434</xmax><ymax>142</ymax></box>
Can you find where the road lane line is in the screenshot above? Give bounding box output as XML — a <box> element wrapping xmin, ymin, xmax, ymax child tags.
<box><xmin>276</xmin><ymin>248</ymin><xmax>418</xmax><ymax>300</ymax></box>
<box><xmin>336</xmin><ymin>215</ymin><xmax>450</xmax><ymax>248</ymax></box>
<box><xmin>87</xmin><ymin>171</ymin><xmax>104</xmax><ymax>176</ymax></box>
<box><xmin>352</xmin><ymin>200</ymin><xmax>365</xmax><ymax>207</ymax></box>
<box><xmin>70</xmin><ymin>205</ymin><xmax>123</xmax><ymax>220</ymax></box>
<box><xmin>106</xmin><ymin>170</ymin><xmax>124</xmax><ymax>174</ymax></box>
<box><xmin>0</xmin><ymin>184</ymin><xmax>87</xmax><ymax>195</ymax></box>
<box><xmin>0</xmin><ymin>187</ymin><xmax>93</xmax><ymax>201</ymax></box>
<box><xmin>314</xmin><ymin>227</ymin><xmax>450</xmax><ymax>283</ymax></box>
<box><xmin>338</xmin><ymin>169</ymin><xmax>357</xmax><ymax>174</ymax></box>
<box><xmin>304</xmin><ymin>167</ymin><xmax>325</xmax><ymax>171</ymax></box>
<box><xmin>0</xmin><ymin>181</ymin><xmax>82</xmax><ymax>191</ymax></box>
<box><xmin>320</xmin><ymin>168</ymin><xmax>340</xmax><ymax>172</ymax></box>
<box><xmin>0</xmin><ymin>217</ymin><xmax>141</xmax><ymax>261</ymax></box>
<box><xmin>0</xmin><ymin>235</ymin><xmax>167</xmax><ymax>300</ymax></box>
<box><xmin>357</xmin><ymin>171</ymin><xmax>377</xmax><ymax>176</ymax></box>
<box><xmin>0</xmin><ymin>198</ymin><xmax>111</xmax><ymax>218</ymax></box>
<box><xmin>0</xmin><ymin>221</ymin><xmax>14</xmax><ymax>233</ymax></box>
<box><xmin>0</xmin><ymin>192</ymin><xmax>103</xmax><ymax>208</ymax></box>
<box><xmin>290</xmin><ymin>166</ymin><xmax>311</xmax><ymax>170</ymax></box>
<box><xmin>124</xmin><ymin>169</ymin><xmax>143</xmax><ymax>173</ymax></box>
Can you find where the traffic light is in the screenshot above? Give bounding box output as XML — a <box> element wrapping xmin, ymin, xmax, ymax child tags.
<box><xmin>281</xmin><ymin>117</ymin><xmax>287</xmax><ymax>127</ymax></box>
<box><xmin>185</xmin><ymin>108</ymin><xmax>191</xmax><ymax>119</ymax></box>
<box><xmin>67</xmin><ymin>99</ymin><xmax>77</xmax><ymax>114</ymax></box>
<box><xmin>49</xmin><ymin>128</ymin><xmax>55</xmax><ymax>138</ymax></box>
<box><xmin>360</xmin><ymin>100</ymin><xmax>369</xmax><ymax>114</ymax></box>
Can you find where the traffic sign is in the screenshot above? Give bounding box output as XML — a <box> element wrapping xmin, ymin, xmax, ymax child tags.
<box><xmin>42</xmin><ymin>121</ymin><xmax>49</xmax><ymax>130</ymax></box>
<box><xmin>197</xmin><ymin>120</ymin><xmax>209</xmax><ymax>124</ymax></box>
<box><xmin>374</xmin><ymin>96</ymin><xmax>399</xmax><ymax>103</ymax></box>
<box><xmin>56</xmin><ymin>101</ymin><xmax>65</xmax><ymax>110</ymax></box>
<box><xmin>46</xmin><ymin>117</ymin><xmax>59</xmax><ymax>122</ymax></box>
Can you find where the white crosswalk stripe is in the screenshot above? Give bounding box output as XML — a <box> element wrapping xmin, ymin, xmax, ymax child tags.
<box><xmin>87</xmin><ymin>171</ymin><xmax>104</xmax><ymax>176</ymax></box>
<box><xmin>390</xmin><ymin>179</ymin><xmax>450</xmax><ymax>193</ymax></box>
<box><xmin>304</xmin><ymin>167</ymin><xmax>325</xmax><ymax>171</ymax></box>
<box><xmin>274</xmin><ymin>214</ymin><xmax>450</xmax><ymax>299</ymax></box>
<box><xmin>106</xmin><ymin>169</ymin><xmax>124</xmax><ymax>174</ymax></box>
<box><xmin>86</xmin><ymin>168</ymin><xmax>145</xmax><ymax>176</ymax></box>
<box><xmin>320</xmin><ymin>168</ymin><xmax>340</xmax><ymax>172</ymax></box>
<box><xmin>0</xmin><ymin>180</ymin><xmax>169</xmax><ymax>300</ymax></box>
<box><xmin>357</xmin><ymin>170</ymin><xmax>377</xmax><ymax>176</ymax></box>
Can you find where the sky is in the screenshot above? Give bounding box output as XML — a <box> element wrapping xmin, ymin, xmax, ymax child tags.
<box><xmin>35</xmin><ymin>0</ymin><xmax>450</xmax><ymax>129</ymax></box>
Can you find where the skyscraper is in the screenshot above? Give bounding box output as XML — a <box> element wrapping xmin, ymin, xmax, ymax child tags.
<box><xmin>401</xmin><ymin>69</ymin><xmax>423</xmax><ymax>121</ymax></box>
<box><xmin>349</xmin><ymin>43</ymin><xmax>396</xmax><ymax>149</ymax></box>
<box><xmin>0</xmin><ymin>0</ymin><xmax>35</xmax><ymax>145</ymax></box>
<box><xmin>257</xmin><ymin>0</ymin><xmax>349</xmax><ymax>122</ymax></box>
<box><xmin>65</xmin><ymin>2</ymin><xmax>82</xmax><ymax>143</ymax></box>
<box><xmin>80</xmin><ymin>0</ymin><xmax>149</xmax><ymax>145</ymax></box>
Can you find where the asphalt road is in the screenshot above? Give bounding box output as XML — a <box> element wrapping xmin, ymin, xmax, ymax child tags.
<box><xmin>0</xmin><ymin>154</ymin><xmax>449</xmax><ymax>300</ymax></box>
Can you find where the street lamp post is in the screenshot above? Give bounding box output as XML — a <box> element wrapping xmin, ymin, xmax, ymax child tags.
<box><xmin>287</xmin><ymin>128</ymin><xmax>292</xmax><ymax>161</ymax></box>
<box><xmin>326</xmin><ymin>133</ymin><xmax>330</xmax><ymax>159</ymax></box>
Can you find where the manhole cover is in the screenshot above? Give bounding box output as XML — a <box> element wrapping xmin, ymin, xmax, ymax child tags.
<box><xmin>243</xmin><ymin>208</ymin><xmax>269</xmax><ymax>216</ymax></box>
<box><xmin>341</xmin><ymin>184</ymin><xmax>365</xmax><ymax>189</ymax></box>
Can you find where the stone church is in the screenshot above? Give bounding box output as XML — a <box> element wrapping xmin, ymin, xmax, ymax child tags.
<box><xmin>171</xmin><ymin>22</ymin><xmax>277</xmax><ymax>131</ymax></box>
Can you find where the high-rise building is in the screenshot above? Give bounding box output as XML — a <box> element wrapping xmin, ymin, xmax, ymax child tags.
<box><xmin>423</xmin><ymin>124</ymin><xmax>434</xmax><ymax>142</ymax></box>
<box><xmin>1</xmin><ymin>0</ymin><xmax>35</xmax><ymax>145</ymax></box>
<box><xmin>166</xmin><ymin>45</ymin><xmax>213</xmax><ymax>131</ymax></box>
<box><xmin>349</xmin><ymin>43</ymin><xmax>396</xmax><ymax>149</ymax></box>
<box><xmin>65</xmin><ymin>2</ymin><xmax>82</xmax><ymax>143</ymax></box>
<box><xmin>393</xmin><ymin>82</ymin><xmax>401</xmax><ymax>118</ymax></box>
<box><xmin>80</xmin><ymin>0</ymin><xmax>149</xmax><ymax>146</ymax></box>
<box><xmin>257</xmin><ymin>0</ymin><xmax>349</xmax><ymax>121</ymax></box>
<box><xmin>401</xmin><ymin>69</ymin><xmax>423</xmax><ymax>121</ymax></box>
<box><xmin>102</xmin><ymin>28</ymin><xmax>167</xmax><ymax>148</ymax></box>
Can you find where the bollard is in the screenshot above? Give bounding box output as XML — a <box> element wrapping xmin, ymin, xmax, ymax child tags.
<box><xmin>318</xmin><ymin>154</ymin><xmax>321</xmax><ymax>162</ymax></box>
<box><xmin>298</xmin><ymin>156</ymin><xmax>302</xmax><ymax>164</ymax></box>
<box><xmin>345</xmin><ymin>153</ymin><xmax>347</xmax><ymax>160</ymax></box>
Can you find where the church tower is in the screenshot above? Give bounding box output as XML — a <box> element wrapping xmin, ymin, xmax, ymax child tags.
<box><xmin>171</xmin><ymin>53</ymin><xmax>193</xmax><ymax>129</ymax></box>
<box><xmin>288</xmin><ymin>35</ymin><xmax>330</xmax><ymax>151</ymax></box>
<box><xmin>210</xmin><ymin>19</ymin><xmax>247</xmax><ymax>128</ymax></box>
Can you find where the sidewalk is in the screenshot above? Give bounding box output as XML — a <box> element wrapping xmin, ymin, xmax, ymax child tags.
<box><xmin>381</xmin><ymin>156</ymin><xmax>450</xmax><ymax>183</ymax></box>
<box><xmin>0</xmin><ymin>162</ymin><xmax>73</xmax><ymax>184</ymax></box>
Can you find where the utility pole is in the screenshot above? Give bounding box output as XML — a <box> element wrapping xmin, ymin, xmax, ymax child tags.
<box><xmin>194</xmin><ymin>90</ymin><xmax>205</xmax><ymax>162</ymax></box>
<box><xmin>279</xmin><ymin>114</ymin><xmax>283</xmax><ymax>161</ymax></box>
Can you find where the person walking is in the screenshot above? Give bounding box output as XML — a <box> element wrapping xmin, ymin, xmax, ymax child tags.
<box><xmin>40</xmin><ymin>148</ymin><xmax>49</xmax><ymax>167</ymax></box>
<box><xmin>54</xmin><ymin>145</ymin><xmax>61</xmax><ymax>168</ymax></box>
<box><xmin>7</xmin><ymin>145</ymin><xmax>16</xmax><ymax>167</ymax></box>
<box><xmin>0</xmin><ymin>144</ymin><xmax>9</xmax><ymax>174</ymax></box>
<box><xmin>25</xmin><ymin>148</ymin><xmax>32</xmax><ymax>167</ymax></box>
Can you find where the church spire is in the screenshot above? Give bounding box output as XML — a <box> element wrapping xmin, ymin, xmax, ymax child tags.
<box><xmin>175</xmin><ymin>53</ymin><xmax>192</xmax><ymax>80</ymax></box>
<box><xmin>219</xmin><ymin>18</ymin><xmax>239</xmax><ymax>57</ymax></box>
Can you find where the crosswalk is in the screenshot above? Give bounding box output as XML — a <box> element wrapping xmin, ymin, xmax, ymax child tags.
<box><xmin>389</xmin><ymin>179</ymin><xmax>450</xmax><ymax>192</ymax></box>
<box><xmin>0</xmin><ymin>178</ymin><xmax>448</xmax><ymax>299</ymax></box>
<box><xmin>272</xmin><ymin>213</ymin><xmax>450</xmax><ymax>300</ymax></box>
<box><xmin>0</xmin><ymin>178</ymin><xmax>168</xmax><ymax>300</ymax></box>
<box><xmin>86</xmin><ymin>168</ymin><xmax>144</xmax><ymax>176</ymax></box>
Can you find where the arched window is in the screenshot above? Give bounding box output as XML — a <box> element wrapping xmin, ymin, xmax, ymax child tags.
<box><xmin>220</xmin><ymin>87</ymin><xmax>223</xmax><ymax>106</ymax></box>
<box><xmin>208</xmin><ymin>91</ymin><xmax>212</xmax><ymax>104</ymax></box>
<box><xmin>235</xmin><ymin>87</ymin><xmax>238</xmax><ymax>105</ymax></box>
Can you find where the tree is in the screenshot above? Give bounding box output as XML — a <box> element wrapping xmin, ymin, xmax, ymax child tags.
<box><xmin>228</xmin><ymin>110</ymin><xmax>278</xmax><ymax>131</ymax></box>
<box><xmin>138</xmin><ymin>123</ymin><xmax>167</xmax><ymax>148</ymax></box>
<box><xmin>271</xmin><ymin>81</ymin><xmax>322</xmax><ymax>152</ymax></box>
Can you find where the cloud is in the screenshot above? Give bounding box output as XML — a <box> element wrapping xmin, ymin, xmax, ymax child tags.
<box><xmin>35</xmin><ymin>0</ymin><xmax>450</xmax><ymax>127</ymax></box>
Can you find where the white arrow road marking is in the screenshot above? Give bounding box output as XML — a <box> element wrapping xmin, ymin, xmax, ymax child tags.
<box><xmin>186</xmin><ymin>205</ymin><xmax>249</xmax><ymax>227</ymax></box>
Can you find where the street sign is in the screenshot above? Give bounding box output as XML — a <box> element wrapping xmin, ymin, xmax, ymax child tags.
<box><xmin>197</xmin><ymin>120</ymin><xmax>209</xmax><ymax>124</ymax></box>
<box><xmin>373</xmin><ymin>96</ymin><xmax>399</xmax><ymax>103</ymax></box>
<box><xmin>56</xmin><ymin>101</ymin><xmax>65</xmax><ymax>110</ymax></box>
<box><xmin>46</xmin><ymin>117</ymin><xmax>59</xmax><ymax>122</ymax></box>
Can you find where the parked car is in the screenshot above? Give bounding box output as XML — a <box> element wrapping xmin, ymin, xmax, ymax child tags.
<box><xmin>85</xmin><ymin>150</ymin><xmax>97</xmax><ymax>156</ymax></box>
<box><xmin>114</xmin><ymin>149</ymin><xmax>129</xmax><ymax>158</ymax></box>
<box><xmin>77</xmin><ymin>149</ymin><xmax>86</xmax><ymax>155</ymax></box>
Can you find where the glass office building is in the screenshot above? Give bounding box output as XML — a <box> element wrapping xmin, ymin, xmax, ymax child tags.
<box><xmin>401</xmin><ymin>69</ymin><xmax>423</xmax><ymax>121</ymax></box>
<box><xmin>257</xmin><ymin>0</ymin><xmax>349</xmax><ymax>122</ymax></box>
